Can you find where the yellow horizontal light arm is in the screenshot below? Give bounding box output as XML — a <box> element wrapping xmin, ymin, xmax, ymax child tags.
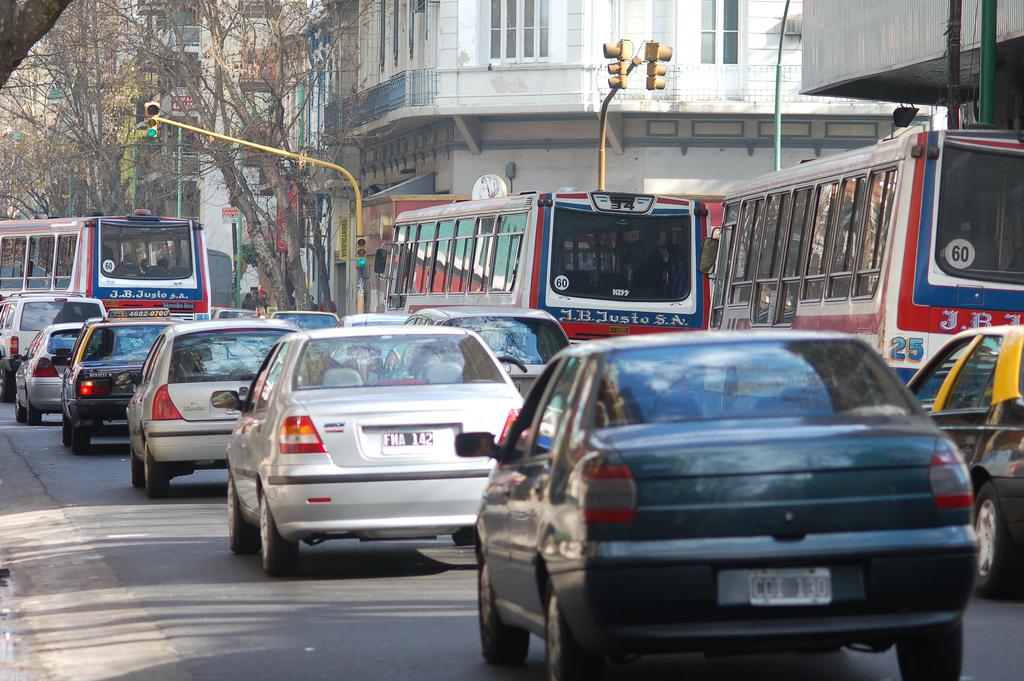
<box><xmin>151</xmin><ymin>114</ymin><xmax>362</xmax><ymax>238</ymax></box>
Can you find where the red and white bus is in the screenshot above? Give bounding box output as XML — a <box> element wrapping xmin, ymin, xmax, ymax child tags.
<box><xmin>0</xmin><ymin>211</ymin><xmax>211</xmax><ymax>320</ymax></box>
<box><xmin>707</xmin><ymin>128</ymin><xmax>1024</xmax><ymax>380</ymax></box>
<box><xmin>377</xmin><ymin>187</ymin><xmax>712</xmax><ymax>341</ymax></box>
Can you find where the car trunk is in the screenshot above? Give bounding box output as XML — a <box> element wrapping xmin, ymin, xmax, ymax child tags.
<box><xmin>591</xmin><ymin>417</ymin><xmax>946</xmax><ymax>541</ymax></box>
<box><xmin>78</xmin><ymin>362</ymin><xmax>142</xmax><ymax>398</ymax></box>
<box><xmin>167</xmin><ymin>381</ymin><xmax>251</xmax><ymax>421</ymax></box>
<box><xmin>294</xmin><ymin>384</ymin><xmax>519</xmax><ymax>468</ymax></box>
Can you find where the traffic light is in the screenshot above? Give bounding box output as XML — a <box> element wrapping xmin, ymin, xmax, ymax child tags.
<box><xmin>644</xmin><ymin>41</ymin><xmax>673</xmax><ymax>91</ymax></box>
<box><xmin>356</xmin><ymin>237</ymin><xmax>367</xmax><ymax>267</ymax></box>
<box><xmin>603</xmin><ymin>40</ymin><xmax>633</xmax><ymax>90</ymax></box>
<box><xmin>144</xmin><ymin>100</ymin><xmax>161</xmax><ymax>138</ymax></box>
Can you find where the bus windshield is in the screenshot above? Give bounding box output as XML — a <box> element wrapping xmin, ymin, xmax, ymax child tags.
<box><xmin>937</xmin><ymin>143</ymin><xmax>1024</xmax><ymax>284</ymax></box>
<box><xmin>100</xmin><ymin>223</ymin><xmax>194</xmax><ymax>280</ymax></box>
<box><xmin>549</xmin><ymin>209</ymin><xmax>691</xmax><ymax>302</ymax></box>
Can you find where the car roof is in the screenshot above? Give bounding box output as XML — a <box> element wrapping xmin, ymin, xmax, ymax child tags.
<box><xmin>555</xmin><ymin>329</ymin><xmax>862</xmax><ymax>359</ymax></box>
<box><xmin>290</xmin><ymin>325</ymin><xmax>478</xmax><ymax>341</ymax></box>
<box><xmin>273</xmin><ymin>310</ymin><xmax>338</xmax><ymax>316</ymax></box>
<box><xmin>161</xmin><ymin>319</ymin><xmax>295</xmax><ymax>337</ymax></box>
<box><xmin>409</xmin><ymin>306</ymin><xmax>559</xmax><ymax>321</ymax></box>
<box><xmin>931</xmin><ymin>325</ymin><xmax>1021</xmax><ymax>344</ymax></box>
<box><xmin>40</xmin><ymin>322</ymin><xmax>85</xmax><ymax>334</ymax></box>
<box><xmin>87</xmin><ymin>319</ymin><xmax>176</xmax><ymax>329</ymax></box>
<box><xmin>5</xmin><ymin>295</ymin><xmax>104</xmax><ymax>305</ymax></box>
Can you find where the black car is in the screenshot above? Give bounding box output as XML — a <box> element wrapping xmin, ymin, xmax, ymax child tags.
<box><xmin>58</xmin><ymin>312</ymin><xmax>173</xmax><ymax>454</ymax></box>
<box><xmin>457</xmin><ymin>332</ymin><xmax>976</xmax><ymax>681</ymax></box>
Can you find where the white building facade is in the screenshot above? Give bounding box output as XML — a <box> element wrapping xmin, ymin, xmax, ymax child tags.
<box><xmin>319</xmin><ymin>0</ymin><xmax>898</xmax><ymax>201</ymax></box>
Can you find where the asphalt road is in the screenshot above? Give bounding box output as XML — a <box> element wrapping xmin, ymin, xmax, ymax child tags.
<box><xmin>0</xmin><ymin>407</ymin><xmax>1020</xmax><ymax>681</ymax></box>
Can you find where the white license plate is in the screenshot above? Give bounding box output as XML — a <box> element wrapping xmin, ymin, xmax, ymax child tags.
<box><xmin>382</xmin><ymin>431</ymin><xmax>434</xmax><ymax>448</ymax></box>
<box><xmin>749</xmin><ymin>568</ymin><xmax>832</xmax><ymax>606</ymax></box>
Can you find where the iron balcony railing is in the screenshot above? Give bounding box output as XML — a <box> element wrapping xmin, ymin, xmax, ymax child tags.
<box><xmin>345</xmin><ymin>69</ymin><xmax>438</xmax><ymax>127</ymax></box>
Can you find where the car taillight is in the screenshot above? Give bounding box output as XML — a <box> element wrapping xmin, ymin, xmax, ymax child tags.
<box><xmin>575</xmin><ymin>454</ymin><xmax>637</xmax><ymax>524</ymax></box>
<box><xmin>78</xmin><ymin>378</ymin><xmax>111</xmax><ymax>397</ymax></box>
<box><xmin>9</xmin><ymin>335</ymin><xmax>18</xmax><ymax>356</ymax></box>
<box><xmin>930</xmin><ymin>444</ymin><xmax>973</xmax><ymax>510</ymax></box>
<box><xmin>151</xmin><ymin>384</ymin><xmax>183</xmax><ymax>420</ymax></box>
<box><xmin>499</xmin><ymin>408</ymin><xmax>520</xmax><ymax>444</ymax></box>
<box><xmin>279</xmin><ymin>415</ymin><xmax>327</xmax><ymax>454</ymax></box>
<box><xmin>33</xmin><ymin>358</ymin><xmax>58</xmax><ymax>378</ymax></box>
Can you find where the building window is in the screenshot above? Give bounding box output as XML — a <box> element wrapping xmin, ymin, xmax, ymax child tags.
<box><xmin>701</xmin><ymin>0</ymin><xmax>739</xmax><ymax>64</ymax></box>
<box><xmin>490</xmin><ymin>0</ymin><xmax>548</xmax><ymax>62</ymax></box>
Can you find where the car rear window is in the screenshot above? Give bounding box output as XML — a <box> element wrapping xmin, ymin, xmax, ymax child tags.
<box><xmin>294</xmin><ymin>334</ymin><xmax>505</xmax><ymax>390</ymax></box>
<box><xmin>169</xmin><ymin>329</ymin><xmax>288</xmax><ymax>384</ymax></box>
<box><xmin>447</xmin><ymin>316</ymin><xmax>568</xmax><ymax>365</ymax></box>
<box><xmin>82</xmin><ymin>324</ymin><xmax>169</xmax><ymax>362</ymax></box>
<box><xmin>275</xmin><ymin>313</ymin><xmax>336</xmax><ymax>330</ymax></box>
<box><xmin>53</xmin><ymin>301</ymin><xmax>104</xmax><ymax>324</ymax></box>
<box><xmin>46</xmin><ymin>329</ymin><xmax>80</xmax><ymax>354</ymax></box>
<box><xmin>596</xmin><ymin>339</ymin><xmax>916</xmax><ymax>427</ymax></box>
<box><xmin>20</xmin><ymin>301</ymin><xmax>65</xmax><ymax>331</ymax></box>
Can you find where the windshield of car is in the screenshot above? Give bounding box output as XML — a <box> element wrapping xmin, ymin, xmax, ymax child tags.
<box><xmin>168</xmin><ymin>329</ymin><xmax>287</xmax><ymax>384</ymax></box>
<box><xmin>274</xmin><ymin>313</ymin><xmax>337</xmax><ymax>330</ymax></box>
<box><xmin>550</xmin><ymin>208</ymin><xmax>691</xmax><ymax>302</ymax></box>
<box><xmin>20</xmin><ymin>301</ymin><xmax>65</xmax><ymax>331</ymax></box>
<box><xmin>82</xmin><ymin>324</ymin><xmax>169</xmax><ymax>362</ymax></box>
<box><xmin>936</xmin><ymin>143</ymin><xmax>1024</xmax><ymax>284</ymax></box>
<box><xmin>294</xmin><ymin>334</ymin><xmax>505</xmax><ymax>390</ymax></box>
<box><xmin>46</xmin><ymin>329</ymin><xmax>80</xmax><ymax>354</ymax></box>
<box><xmin>595</xmin><ymin>339</ymin><xmax>916</xmax><ymax>427</ymax></box>
<box><xmin>99</xmin><ymin>222</ymin><xmax>193</xmax><ymax>280</ymax></box>
<box><xmin>448</xmin><ymin>316</ymin><xmax>568</xmax><ymax>365</ymax></box>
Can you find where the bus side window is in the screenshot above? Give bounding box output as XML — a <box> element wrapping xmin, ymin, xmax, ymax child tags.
<box><xmin>826</xmin><ymin>176</ymin><xmax>867</xmax><ymax>301</ymax></box>
<box><xmin>432</xmin><ymin>220</ymin><xmax>455</xmax><ymax>294</ymax></box>
<box><xmin>449</xmin><ymin>218</ymin><xmax>476</xmax><ymax>294</ymax></box>
<box><xmin>710</xmin><ymin>204</ymin><xmax>739</xmax><ymax>328</ymax></box>
<box><xmin>0</xmin><ymin>236</ymin><xmax>26</xmax><ymax>291</ymax></box>
<box><xmin>26</xmin><ymin>235</ymin><xmax>55</xmax><ymax>290</ymax></box>
<box><xmin>54</xmin><ymin>234</ymin><xmax>77</xmax><ymax>290</ymax></box>
<box><xmin>411</xmin><ymin>222</ymin><xmax>436</xmax><ymax>294</ymax></box>
<box><xmin>753</xmin><ymin>192</ymin><xmax>791</xmax><ymax>325</ymax></box>
<box><xmin>854</xmin><ymin>169</ymin><xmax>898</xmax><ymax>298</ymax></box>
<box><xmin>777</xmin><ymin>188</ymin><xmax>812</xmax><ymax>325</ymax></box>
<box><xmin>471</xmin><ymin>216</ymin><xmax>496</xmax><ymax>293</ymax></box>
<box><xmin>802</xmin><ymin>182</ymin><xmax>838</xmax><ymax>303</ymax></box>
<box><xmin>729</xmin><ymin>199</ymin><xmax>762</xmax><ymax>305</ymax></box>
<box><xmin>491</xmin><ymin>213</ymin><xmax>527</xmax><ymax>293</ymax></box>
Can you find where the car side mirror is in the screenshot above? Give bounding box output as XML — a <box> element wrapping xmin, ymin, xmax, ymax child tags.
<box><xmin>211</xmin><ymin>390</ymin><xmax>240</xmax><ymax>411</ymax></box>
<box><xmin>373</xmin><ymin>248</ymin><xmax>388</xmax><ymax>275</ymax></box>
<box><xmin>455</xmin><ymin>432</ymin><xmax>497</xmax><ymax>458</ymax></box>
<box><xmin>698</xmin><ymin>236</ymin><xmax>719</xmax><ymax>274</ymax></box>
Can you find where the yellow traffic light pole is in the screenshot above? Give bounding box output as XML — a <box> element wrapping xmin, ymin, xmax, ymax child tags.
<box><xmin>598</xmin><ymin>41</ymin><xmax>671</xmax><ymax>191</ymax></box>
<box><xmin>145</xmin><ymin>109</ymin><xmax>362</xmax><ymax>244</ymax></box>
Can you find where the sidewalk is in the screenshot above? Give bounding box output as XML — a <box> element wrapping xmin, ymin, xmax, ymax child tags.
<box><xmin>0</xmin><ymin>432</ymin><xmax>196</xmax><ymax>681</ymax></box>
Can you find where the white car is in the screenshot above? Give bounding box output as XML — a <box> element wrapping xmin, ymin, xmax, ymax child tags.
<box><xmin>223</xmin><ymin>326</ymin><xmax>523</xmax><ymax>576</ymax></box>
<box><xmin>14</xmin><ymin>322</ymin><xmax>83</xmax><ymax>424</ymax></box>
<box><xmin>126</xmin><ymin>319</ymin><xmax>293</xmax><ymax>498</ymax></box>
<box><xmin>0</xmin><ymin>295</ymin><xmax>105</xmax><ymax>402</ymax></box>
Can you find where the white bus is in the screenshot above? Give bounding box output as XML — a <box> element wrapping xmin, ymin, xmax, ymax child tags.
<box><xmin>706</xmin><ymin>128</ymin><xmax>1024</xmax><ymax>380</ymax></box>
<box><xmin>375</xmin><ymin>186</ymin><xmax>711</xmax><ymax>341</ymax></box>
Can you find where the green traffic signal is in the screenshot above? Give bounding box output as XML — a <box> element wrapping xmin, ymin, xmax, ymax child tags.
<box><xmin>356</xmin><ymin>257</ymin><xmax>366</xmax><ymax>267</ymax></box>
<box><xmin>146</xmin><ymin>126</ymin><xmax>158</xmax><ymax>138</ymax></box>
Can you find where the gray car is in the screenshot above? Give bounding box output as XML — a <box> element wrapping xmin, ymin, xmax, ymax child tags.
<box><xmin>405</xmin><ymin>306</ymin><xmax>569</xmax><ymax>396</ymax></box>
<box><xmin>14</xmin><ymin>322</ymin><xmax>83</xmax><ymax>425</ymax></box>
<box><xmin>126</xmin><ymin>319</ymin><xmax>293</xmax><ymax>498</ymax></box>
<box><xmin>223</xmin><ymin>326</ymin><xmax>523</xmax><ymax>576</ymax></box>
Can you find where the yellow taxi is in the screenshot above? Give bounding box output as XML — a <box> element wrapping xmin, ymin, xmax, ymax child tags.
<box><xmin>908</xmin><ymin>326</ymin><xmax>1024</xmax><ymax>597</ymax></box>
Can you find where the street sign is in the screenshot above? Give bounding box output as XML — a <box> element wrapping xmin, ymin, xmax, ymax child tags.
<box><xmin>276</xmin><ymin>238</ymin><xmax>288</xmax><ymax>253</ymax></box>
<box><xmin>170</xmin><ymin>88</ymin><xmax>197</xmax><ymax>117</ymax></box>
<box><xmin>337</xmin><ymin>217</ymin><xmax>350</xmax><ymax>259</ymax></box>
<box><xmin>221</xmin><ymin>207</ymin><xmax>240</xmax><ymax>220</ymax></box>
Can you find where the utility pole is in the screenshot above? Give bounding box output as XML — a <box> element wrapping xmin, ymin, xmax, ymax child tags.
<box><xmin>175</xmin><ymin>126</ymin><xmax>183</xmax><ymax>217</ymax></box>
<box><xmin>979</xmin><ymin>0</ymin><xmax>997</xmax><ymax>125</ymax></box>
<box><xmin>773</xmin><ymin>0</ymin><xmax>791</xmax><ymax>171</ymax></box>
<box><xmin>947</xmin><ymin>0</ymin><xmax>962</xmax><ymax>129</ymax></box>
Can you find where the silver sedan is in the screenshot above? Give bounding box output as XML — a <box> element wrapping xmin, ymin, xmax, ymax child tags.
<box><xmin>126</xmin><ymin>319</ymin><xmax>293</xmax><ymax>498</ymax></box>
<box><xmin>15</xmin><ymin>322</ymin><xmax>83</xmax><ymax>425</ymax></box>
<box><xmin>224</xmin><ymin>326</ymin><xmax>523</xmax><ymax>576</ymax></box>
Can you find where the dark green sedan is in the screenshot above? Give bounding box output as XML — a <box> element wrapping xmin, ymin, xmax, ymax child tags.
<box><xmin>457</xmin><ymin>332</ymin><xmax>976</xmax><ymax>681</ymax></box>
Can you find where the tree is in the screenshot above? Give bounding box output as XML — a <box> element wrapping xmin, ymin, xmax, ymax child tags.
<box><xmin>0</xmin><ymin>0</ymin><xmax>76</xmax><ymax>88</ymax></box>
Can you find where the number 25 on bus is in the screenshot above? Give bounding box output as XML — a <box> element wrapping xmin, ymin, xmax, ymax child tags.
<box><xmin>376</xmin><ymin>181</ymin><xmax>712</xmax><ymax>340</ymax></box>
<box><xmin>703</xmin><ymin>128</ymin><xmax>1024</xmax><ymax>380</ymax></box>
